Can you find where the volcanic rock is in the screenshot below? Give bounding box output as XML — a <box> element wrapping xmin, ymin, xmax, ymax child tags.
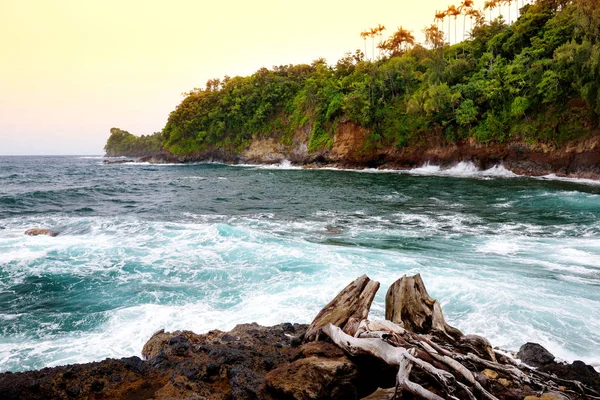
<box><xmin>517</xmin><ymin>342</ymin><xmax>555</xmax><ymax>367</ymax></box>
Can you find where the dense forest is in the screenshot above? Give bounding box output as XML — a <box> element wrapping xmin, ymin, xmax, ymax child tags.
<box><xmin>106</xmin><ymin>0</ymin><xmax>599</xmax><ymax>158</ymax></box>
<box><xmin>103</xmin><ymin>128</ymin><xmax>162</xmax><ymax>157</ymax></box>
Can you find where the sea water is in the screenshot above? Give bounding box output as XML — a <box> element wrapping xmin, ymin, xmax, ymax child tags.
<box><xmin>0</xmin><ymin>156</ymin><xmax>598</xmax><ymax>372</ymax></box>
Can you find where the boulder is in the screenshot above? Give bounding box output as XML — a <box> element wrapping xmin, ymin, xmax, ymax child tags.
<box><xmin>266</xmin><ymin>356</ymin><xmax>358</xmax><ymax>399</ymax></box>
<box><xmin>24</xmin><ymin>228</ymin><xmax>57</xmax><ymax>237</ymax></box>
<box><xmin>517</xmin><ymin>342</ymin><xmax>555</xmax><ymax>367</ymax></box>
<box><xmin>539</xmin><ymin>360</ymin><xmax>600</xmax><ymax>387</ymax></box>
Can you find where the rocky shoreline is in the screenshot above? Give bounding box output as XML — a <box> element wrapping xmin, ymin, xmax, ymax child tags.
<box><xmin>1</xmin><ymin>275</ymin><xmax>598</xmax><ymax>400</ymax></box>
<box><xmin>130</xmin><ymin>132</ymin><xmax>600</xmax><ymax>181</ymax></box>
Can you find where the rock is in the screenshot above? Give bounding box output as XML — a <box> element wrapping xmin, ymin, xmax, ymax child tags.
<box><xmin>0</xmin><ymin>323</ymin><xmax>308</xmax><ymax>400</ymax></box>
<box><xmin>482</xmin><ymin>368</ymin><xmax>499</xmax><ymax>379</ymax></box>
<box><xmin>142</xmin><ymin>329</ymin><xmax>217</xmax><ymax>360</ymax></box>
<box><xmin>266</xmin><ymin>356</ymin><xmax>358</xmax><ymax>399</ymax></box>
<box><xmin>517</xmin><ymin>342</ymin><xmax>555</xmax><ymax>367</ymax></box>
<box><xmin>24</xmin><ymin>228</ymin><xmax>57</xmax><ymax>237</ymax></box>
<box><xmin>539</xmin><ymin>359</ymin><xmax>600</xmax><ymax>387</ymax></box>
<box><xmin>498</xmin><ymin>378</ymin><xmax>511</xmax><ymax>387</ymax></box>
<box><xmin>524</xmin><ymin>393</ymin><xmax>569</xmax><ymax>400</ymax></box>
<box><xmin>103</xmin><ymin>159</ymin><xmax>134</xmax><ymax>164</ymax></box>
<box><xmin>360</xmin><ymin>387</ymin><xmax>396</xmax><ymax>399</ymax></box>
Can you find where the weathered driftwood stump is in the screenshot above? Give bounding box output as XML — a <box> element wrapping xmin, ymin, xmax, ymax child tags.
<box><xmin>385</xmin><ymin>273</ymin><xmax>462</xmax><ymax>340</ymax></box>
<box><xmin>304</xmin><ymin>274</ymin><xmax>380</xmax><ymax>341</ymax></box>
<box><xmin>306</xmin><ymin>274</ymin><xmax>599</xmax><ymax>400</ymax></box>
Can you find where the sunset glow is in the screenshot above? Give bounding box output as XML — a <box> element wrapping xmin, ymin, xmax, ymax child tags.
<box><xmin>2</xmin><ymin>0</ymin><xmax>485</xmax><ymax>154</ymax></box>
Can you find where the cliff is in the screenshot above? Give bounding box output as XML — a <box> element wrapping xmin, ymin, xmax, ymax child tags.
<box><xmin>141</xmin><ymin>121</ymin><xmax>600</xmax><ymax>180</ymax></box>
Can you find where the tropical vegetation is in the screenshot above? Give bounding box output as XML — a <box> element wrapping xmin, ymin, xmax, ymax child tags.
<box><xmin>104</xmin><ymin>128</ymin><xmax>162</xmax><ymax>157</ymax></box>
<box><xmin>106</xmin><ymin>0</ymin><xmax>600</xmax><ymax>157</ymax></box>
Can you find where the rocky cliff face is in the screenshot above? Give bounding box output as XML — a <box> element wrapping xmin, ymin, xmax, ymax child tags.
<box><xmin>141</xmin><ymin>123</ymin><xmax>600</xmax><ymax>180</ymax></box>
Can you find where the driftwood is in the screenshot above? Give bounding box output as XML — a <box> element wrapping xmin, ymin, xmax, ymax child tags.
<box><xmin>385</xmin><ymin>273</ymin><xmax>462</xmax><ymax>340</ymax></box>
<box><xmin>304</xmin><ymin>274</ymin><xmax>380</xmax><ymax>341</ymax></box>
<box><xmin>307</xmin><ymin>274</ymin><xmax>599</xmax><ymax>400</ymax></box>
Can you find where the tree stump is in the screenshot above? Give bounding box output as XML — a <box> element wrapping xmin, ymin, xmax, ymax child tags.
<box><xmin>385</xmin><ymin>274</ymin><xmax>462</xmax><ymax>340</ymax></box>
<box><xmin>304</xmin><ymin>275</ymin><xmax>380</xmax><ymax>341</ymax></box>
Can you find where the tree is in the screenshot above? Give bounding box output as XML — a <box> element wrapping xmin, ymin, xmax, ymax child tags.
<box><xmin>434</xmin><ymin>10</ymin><xmax>447</xmax><ymax>42</ymax></box>
<box><xmin>446</xmin><ymin>5</ymin><xmax>459</xmax><ymax>45</ymax></box>
<box><xmin>459</xmin><ymin>0</ymin><xmax>475</xmax><ymax>42</ymax></box>
<box><xmin>370</xmin><ymin>27</ymin><xmax>378</xmax><ymax>61</ymax></box>
<box><xmin>378</xmin><ymin>26</ymin><xmax>415</xmax><ymax>57</ymax></box>
<box><xmin>484</xmin><ymin>0</ymin><xmax>495</xmax><ymax>22</ymax></box>
<box><xmin>505</xmin><ymin>0</ymin><xmax>512</xmax><ymax>24</ymax></box>
<box><xmin>424</xmin><ymin>24</ymin><xmax>445</xmax><ymax>50</ymax></box>
<box><xmin>376</xmin><ymin>24</ymin><xmax>386</xmax><ymax>59</ymax></box>
<box><xmin>360</xmin><ymin>31</ymin><xmax>369</xmax><ymax>60</ymax></box>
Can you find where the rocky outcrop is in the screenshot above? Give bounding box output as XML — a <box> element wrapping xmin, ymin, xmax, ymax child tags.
<box><xmin>139</xmin><ymin>122</ymin><xmax>600</xmax><ymax>180</ymax></box>
<box><xmin>517</xmin><ymin>342</ymin><xmax>555</xmax><ymax>367</ymax></box>
<box><xmin>24</xmin><ymin>228</ymin><xmax>58</xmax><ymax>237</ymax></box>
<box><xmin>103</xmin><ymin>159</ymin><xmax>135</xmax><ymax>165</ymax></box>
<box><xmin>1</xmin><ymin>277</ymin><xmax>599</xmax><ymax>400</ymax></box>
<box><xmin>0</xmin><ymin>323</ymin><xmax>307</xmax><ymax>400</ymax></box>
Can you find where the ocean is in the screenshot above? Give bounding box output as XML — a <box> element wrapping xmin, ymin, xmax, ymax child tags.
<box><xmin>0</xmin><ymin>156</ymin><xmax>599</xmax><ymax>372</ymax></box>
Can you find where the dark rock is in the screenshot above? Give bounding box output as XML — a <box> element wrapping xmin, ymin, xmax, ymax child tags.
<box><xmin>517</xmin><ymin>342</ymin><xmax>555</xmax><ymax>367</ymax></box>
<box><xmin>122</xmin><ymin>356</ymin><xmax>145</xmax><ymax>373</ymax></box>
<box><xmin>90</xmin><ymin>380</ymin><xmax>104</xmax><ymax>392</ymax></box>
<box><xmin>103</xmin><ymin>159</ymin><xmax>135</xmax><ymax>164</ymax></box>
<box><xmin>229</xmin><ymin>365</ymin><xmax>262</xmax><ymax>399</ymax></box>
<box><xmin>204</xmin><ymin>362</ymin><xmax>220</xmax><ymax>378</ymax></box>
<box><xmin>208</xmin><ymin>347</ymin><xmax>249</xmax><ymax>366</ymax></box>
<box><xmin>281</xmin><ymin>322</ymin><xmax>295</xmax><ymax>333</ymax></box>
<box><xmin>66</xmin><ymin>385</ymin><xmax>80</xmax><ymax>397</ymax></box>
<box><xmin>150</xmin><ymin>350</ymin><xmax>170</xmax><ymax>369</ymax></box>
<box><xmin>167</xmin><ymin>335</ymin><xmax>192</xmax><ymax>356</ymax></box>
<box><xmin>540</xmin><ymin>360</ymin><xmax>600</xmax><ymax>388</ymax></box>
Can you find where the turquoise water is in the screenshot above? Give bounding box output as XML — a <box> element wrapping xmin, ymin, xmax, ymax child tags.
<box><xmin>0</xmin><ymin>156</ymin><xmax>599</xmax><ymax>372</ymax></box>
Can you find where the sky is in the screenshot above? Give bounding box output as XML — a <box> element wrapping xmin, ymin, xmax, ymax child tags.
<box><xmin>0</xmin><ymin>0</ymin><xmax>492</xmax><ymax>155</ymax></box>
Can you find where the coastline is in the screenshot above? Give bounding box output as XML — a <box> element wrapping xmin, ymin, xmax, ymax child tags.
<box><xmin>120</xmin><ymin>133</ymin><xmax>600</xmax><ymax>182</ymax></box>
<box><xmin>1</xmin><ymin>275</ymin><xmax>598</xmax><ymax>400</ymax></box>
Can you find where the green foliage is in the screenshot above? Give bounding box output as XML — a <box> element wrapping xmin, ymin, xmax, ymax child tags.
<box><xmin>104</xmin><ymin>128</ymin><xmax>162</xmax><ymax>156</ymax></box>
<box><xmin>456</xmin><ymin>100</ymin><xmax>479</xmax><ymax>126</ymax></box>
<box><xmin>133</xmin><ymin>0</ymin><xmax>600</xmax><ymax>157</ymax></box>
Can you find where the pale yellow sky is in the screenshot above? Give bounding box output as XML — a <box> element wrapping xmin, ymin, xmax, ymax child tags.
<box><xmin>0</xmin><ymin>0</ymin><xmax>490</xmax><ymax>154</ymax></box>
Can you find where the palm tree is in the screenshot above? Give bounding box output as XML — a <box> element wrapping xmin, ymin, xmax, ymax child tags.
<box><xmin>467</xmin><ymin>8</ymin><xmax>484</xmax><ymax>33</ymax></box>
<box><xmin>376</xmin><ymin>24</ymin><xmax>386</xmax><ymax>59</ymax></box>
<box><xmin>447</xmin><ymin>5</ymin><xmax>459</xmax><ymax>45</ymax></box>
<box><xmin>459</xmin><ymin>0</ymin><xmax>474</xmax><ymax>42</ymax></box>
<box><xmin>360</xmin><ymin>31</ymin><xmax>369</xmax><ymax>60</ymax></box>
<box><xmin>434</xmin><ymin>10</ymin><xmax>447</xmax><ymax>41</ymax></box>
<box><xmin>378</xmin><ymin>26</ymin><xmax>415</xmax><ymax>57</ymax></box>
<box><xmin>484</xmin><ymin>0</ymin><xmax>495</xmax><ymax>23</ymax></box>
<box><xmin>369</xmin><ymin>28</ymin><xmax>379</xmax><ymax>61</ymax></box>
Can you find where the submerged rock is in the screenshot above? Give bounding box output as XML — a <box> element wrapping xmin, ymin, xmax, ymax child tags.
<box><xmin>24</xmin><ymin>228</ymin><xmax>57</xmax><ymax>237</ymax></box>
<box><xmin>103</xmin><ymin>159</ymin><xmax>135</xmax><ymax>164</ymax></box>
<box><xmin>517</xmin><ymin>342</ymin><xmax>555</xmax><ymax>367</ymax></box>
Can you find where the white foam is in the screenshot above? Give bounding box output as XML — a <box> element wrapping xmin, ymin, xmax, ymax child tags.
<box><xmin>477</xmin><ymin>239</ymin><xmax>521</xmax><ymax>255</ymax></box>
<box><xmin>403</xmin><ymin>162</ymin><xmax>518</xmax><ymax>178</ymax></box>
<box><xmin>539</xmin><ymin>174</ymin><xmax>600</xmax><ymax>186</ymax></box>
<box><xmin>2</xmin><ymin>210</ymin><xmax>600</xmax><ymax>372</ymax></box>
<box><xmin>234</xmin><ymin>159</ymin><xmax>302</xmax><ymax>170</ymax></box>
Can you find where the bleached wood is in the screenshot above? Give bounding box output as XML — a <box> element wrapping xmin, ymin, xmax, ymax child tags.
<box><xmin>305</xmin><ymin>275</ymin><xmax>380</xmax><ymax>341</ymax></box>
<box><xmin>385</xmin><ymin>274</ymin><xmax>462</xmax><ymax>340</ymax></box>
